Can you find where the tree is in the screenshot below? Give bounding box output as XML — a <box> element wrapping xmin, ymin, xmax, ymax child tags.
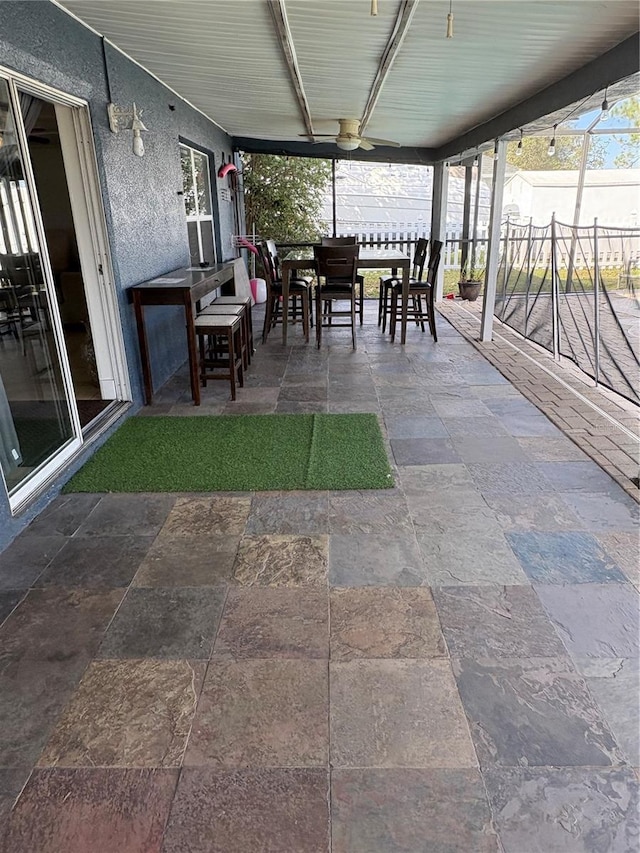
<box><xmin>611</xmin><ymin>96</ymin><xmax>640</xmax><ymax>168</ymax></box>
<box><xmin>506</xmin><ymin>133</ymin><xmax>605</xmax><ymax>170</ymax></box>
<box><xmin>241</xmin><ymin>154</ymin><xmax>332</xmax><ymax>242</ymax></box>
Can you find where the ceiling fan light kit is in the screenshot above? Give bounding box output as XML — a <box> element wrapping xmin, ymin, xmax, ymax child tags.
<box><xmin>301</xmin><ymin>118</ymin><xmax>401</xmax><ymax>151</ymax></box>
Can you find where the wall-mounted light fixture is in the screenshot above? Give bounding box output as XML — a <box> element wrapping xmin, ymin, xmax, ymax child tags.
<box><xmin>547</xmin><ymin>124</ymin><xmax>557</xmax><ymax>157</ymax></box>
<box><xmin>516</xmin><ymin>129</ymin><xmax>523</xmax><ymax>157</ymax></box>
<box><xmin>601</xmin><ymin>87</ymin><xmax>610</xmax><ymax>120</ymax></box>
<box><xmin>446</xmin><ymin>0</ymin><xmax>454</xmax><ymax>38</ymax></box>
<box><xmin>107</xmin><ymin>102</ymin><xmax>148</xmax><ymax>157</ymax></box>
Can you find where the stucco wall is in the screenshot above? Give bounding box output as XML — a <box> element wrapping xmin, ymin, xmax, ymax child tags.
<box><xmin>0</xmin><ymin>0</ymin><xmax>237</xmax><ymax>548</ymax></box>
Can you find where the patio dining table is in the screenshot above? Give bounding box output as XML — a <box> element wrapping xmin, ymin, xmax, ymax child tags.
<box><xmin>280</xmin><ymin>246</ymin><xmax>411</xmax><ymax>345</ymax></box>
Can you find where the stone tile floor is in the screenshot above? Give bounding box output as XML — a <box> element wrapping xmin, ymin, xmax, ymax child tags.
<box><xmin>0</xmin><ymin>304</ymin><xmax>638</xmax><ymax>852</ymax></box>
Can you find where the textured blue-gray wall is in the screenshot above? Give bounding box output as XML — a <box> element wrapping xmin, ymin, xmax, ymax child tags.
<box><xmin>0</xmin><ymin>0</ymin><xmax>238</xmax><ymax>549</ymax></box>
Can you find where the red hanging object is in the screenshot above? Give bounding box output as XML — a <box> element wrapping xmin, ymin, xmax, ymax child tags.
<box><xmin>218</xmin><ymin>162</ymin><xmax>238</xmax><ymax>178</ymax></box>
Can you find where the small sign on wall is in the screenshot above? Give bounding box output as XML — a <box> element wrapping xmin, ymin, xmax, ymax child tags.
<box><xmin>220</xmin><ymin>188</ymin><xmax>232</xmax><ymax>202</ymax></box>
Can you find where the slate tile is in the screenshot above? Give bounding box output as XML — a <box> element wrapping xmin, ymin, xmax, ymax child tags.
<box><xmin>22</xmin><ymin>494</ymin><xmax>103</xmax><ymax>537</ymax></box>
<box><xmin>468</xmin><ymin>463</ymin><xmax>554</xmax><ymax>495</ymax></box>
<box><xmin>246</xmin><ymin>492</ymin><xmax>328</xmax><ymax>534</ymax></box>
<box><xmin>495</xmin><ymin>413</ymin><xmax>558</xmax><ymax>437</ymax></box>
<box><xmin>506</xmin><ymin>531</ymin><xmax>627</xmax><ymax>583</ymax></box>
<box><xmin>483</xmin><ymin>492</ymin><xmax>583</xmax><ymax>531</ymax></box>
<box><xmin>277</xmin><ymin>400</ymin><xmax>328</xmax><ymax>413</ymax></box>
<box><xmin>74</xmin><ymin>494</ymin><xmax>175</xmax><ymax>537</ymax></box>
<box><xmin>162</xmin><ymin>768</ymin><xmax>329</xmax><ymax>853</ymax></box>
<box><xmin>595</xmin><ymin>531</ymin><xmax>640</xmax><ymax>586</ymax></box>
<box><xmin>577</xmin><ymin>657</ymin><xmax>640</xmax><ymax>766</ymax></box>
<box><xmin>185</xmin><ymin>660</ymin><xmax>328</xmax><ymax>768</ymax></box>
<box><xmin>560</xmin><ymin>491</ymin><xmax>640</xmax><ymax>532</ymax></box>
<box><xmin>537</xmin><ymin>461</ymin><xmax>622</xmax><ymax>494</ymax></box>
<box><xmin>535</xmin><ymin>583</ymin><xmax>640</xmax><ymax>659</ymax></box>
<box><xmin>329</xmin><ymin>534</ymin><xmax>427</xmax><ymax>587</ymax></box>
<box><xmin>0</xmin><ymin>536</ymin><xmax>66</xmax><ymax>590</ymax></box>
<box><xmin>39</xmin><ymin>660</ymin><xmax>204</xmax><ymax>768</ymax></box>
<box><xmin>384</xmin><ymin>415</ymin><xmax>448</xmax><ymax>439</ymax></box>
<box><xmin>416</xmin><ymin>528</ymin><xmax>528</xmax><ymax>586</ymax></box>
<box><xmin>451</xmin><ymin>436</ymin><xmax>530</xmax><ymax>465</ymax></box>
<box><xmin>233</xmin><ymin>535</ymin><xmax>328</xmax><ymax>587</ymax></box>
<box><xmin>0</xmin><ymin>589</ymin><xmax>26</xmax><ymax>626</ymax></box>
<box><xmin>442</xmin><ymin>416</ymin><xmax>509</xmax><ymax>437</ymax></box>
<box><xmin>433</xmin><ymin>586</ymin><xmax>567</xmax><ymax>658</ymax></box>
<box><xmin>37</xmin><ymin>536</ymin><xmax>155</xmax><ymax>587</ymax></box>
<box><xmin>484</xmin><ymin>766</ymin><xmax>639</xmax><ymax>853</ymax></box>
<box><xmin>332</xmin><ymin>769</ymin><xmax>499</xmax><ymax>853</ymax></box>
<box><xmin>431</xmin><ymin>398</ymin><xmax>494</xmax><ymax>418</ymax></box>
<box><xmin>391</xmin><ymin>438</ymin><xmax>462</xmax><ymax>466</ymax></box>
<box><xmin>517</xmin><ymin>436</ymin><xmax>589</xmax><ymax>462</ymax></box>
<box><xmin>0</xmin><ymin>768</ymin><xmax>30</xmax><ymax>830</ymax></box>
<box><xmin>399</xmin><ymin>463</ymin><xmax>486</xmax><ymax>509</ymax></box>
<box><xmin>160</xmin><ymin>496</ymin><xmax>251</xmax><ymax>536</ymax></box>
<box><xmin>330</xmin><ymin>588</ymin><xmax>446</xmax><ymax>660</ymax></box>
<box><xmin>97</xmin><ymin>587</ymin><xmax>226</xmax><ymax>659</ymax></box>
<box><xmin>4</xmin><ymin>768</ymin><xmax>178</xmax><ymax>853</ymax></box>
<box><xmin>330</xmin><ymin>660</ymin><xmax>476</xmax><ymax>768</ymax></box>
<box><xmin>453</xmin><ymin>657</ymin><xmax>625</xmax><ymax>768</ymax></box>
<box><xmin>132</xmin><ymin>534</ymin><xmax>239</xmax><ymax>586</ymax></box>
<box><xmin>328</xmin><ymin>491</ymin><xmax>412</xmax><ymax>535</ymax></box>
<box><xmin>213</xmin><ymin>588</ymin><xmax>328</xmax><ymax>659</ymax></box>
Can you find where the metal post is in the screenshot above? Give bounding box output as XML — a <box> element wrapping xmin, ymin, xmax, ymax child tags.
<box><xmin>593</xmin><ymin>217</ymin><xmax>600</xmax><ymax>386</ymax></box>
<box><xmin>566</xmin><ymin>131</ymin><xmax>591</xmax><ymax>293</ymax></box>
<box><xmin>501</xmin><ymin>215</ymin><xmax>511</xmax><ymax>322</ymax></box>
<box><xmin>551</xmin><ymin>213</ymin><xmax>560</xmax><ymax>360</ymax></box>
<box><xmin>480</xmin><ymin>139</ymin><xmax>507</xmax><ymax>341</ymax></box>
<box><xmin>461</xmin><ymin>165</ymin><xmax>473</xmax><ymax>275</ymax></box>
<box><xmin>471</xmin><ymin>154</ymin><xmax>483</xmax><ymax>270</ymax></box>
<box><xmin>524</xmin><ymin>217</ymin><xmax>532</xmax><ymax>339</ymax></box>
<box><xmin>430</xmin><ymin>161</ymin><xmax>448</xmax><ymax>302</ymax></box>
<box><xmin>331</xmin><ymin>159</ymin><xmax>337</xmax><ymax>236</ymax></box>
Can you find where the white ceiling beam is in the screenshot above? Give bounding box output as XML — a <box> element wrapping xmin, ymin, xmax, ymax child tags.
<box><xmin>360</xmin><ymin>0</ymin><xmax>421</xmax><ymax>135</ymax></box>
<box><xmin>267</xmin><ymin>0</ymin><xmax>315</xmax><ymax>138</ymax></box>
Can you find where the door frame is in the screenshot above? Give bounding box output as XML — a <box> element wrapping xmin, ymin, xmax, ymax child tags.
<box><xmin>0</xmin><ymin>64</ymin><xmax>130</xmax><ymax>513</ymax></box>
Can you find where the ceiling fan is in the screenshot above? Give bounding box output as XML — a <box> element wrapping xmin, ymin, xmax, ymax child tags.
<box><xmin>301</xmin><ymin>118</ymin><xmax>401</xmax><ymax>151</ymax></box>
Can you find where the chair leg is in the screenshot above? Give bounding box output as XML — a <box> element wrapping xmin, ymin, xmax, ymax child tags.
<box><xmin>390</xmin><ymin>289</ymin><xmax>397</xmax><ymax>342</ymax></box>
<box><xmin>262</xmin><ymin>295</ymin><xmax>274</xmax><ymax>344</ymax></box>
<box><xmin>351</xmin><ymin>292</ymin><xmax>357</xmax><ymax>349</ymax></box>
<box><xmin>302</xmin><ymin>289</ymin><xmax>309</xmax><ymax>343</ymax></box>
<box><xmin>377</xmin><ymin>282</ymin><xmax>384</xmax><ymax>327</ymax></box>
<box><xmin>359</xmin><ymin>278</ymin><xmax>364</xmax><ymax>325</ymax></box>
<box><xmin>427</xmin><ymin>289</ymin><xmax>438</xmax><ymax>342</ymax></box>
<box><xmin>228</xmin><ymin>330</ymin><xmax>237</xmax><ymax>401</ymax></box>
<box><xmin>315</xmin><ymin>288</ymin><xmax>322</xmax><ymax>349</ymax></box>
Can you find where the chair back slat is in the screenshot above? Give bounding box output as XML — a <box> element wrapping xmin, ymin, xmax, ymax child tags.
<box><xmin>425</xmin><ymin>239</ymin><xmax>444</xmax><ymax>284</ymax></box>
<box><xmin>257</xmin><ymin>241</ymin><xmax>278</xmax><ymax>288</ymax></box>
<box><xmin>321</xmin><ymin>236</ymin><xmax>357</xmax><ymax>247</ymax></box>
<box><xmin>411</xmin><ymin>238</ymin><xmax>429</xmax><ymax>280</ymax></box>
<box><xmin>313</xmin><ymin>244</ymin><xmax>359</xmax><ymax>283</ymax></box>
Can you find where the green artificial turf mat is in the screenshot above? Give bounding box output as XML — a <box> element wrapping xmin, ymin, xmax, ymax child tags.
<box><xmin>64</xmin><ymin>413</ymin><xmax>394</xmax><ymax>493</ymax></box>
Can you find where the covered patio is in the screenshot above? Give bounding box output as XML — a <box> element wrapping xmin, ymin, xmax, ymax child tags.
<box><xmin>0</xmin><ymin>1</ymin><xmax>639</xmax><ymax>850</ymax></box>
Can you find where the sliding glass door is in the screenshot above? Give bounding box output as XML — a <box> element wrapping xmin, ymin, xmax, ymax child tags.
<box><xmin>0</xmin><ymin>76</ymin><xmax>80</xmax><ymax>498</ymax></box>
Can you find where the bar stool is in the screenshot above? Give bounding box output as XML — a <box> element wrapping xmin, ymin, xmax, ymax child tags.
<box><xmin>198</xmin><ymin>303</ymin><xmax>249</xmax><ymax>369</ymax></box>
<box><xmin>194</xmin><ymin>313</ymin><xmax>244</xmax><ymax>401</ymax></box>
<box><xmin>207</xmin><ymin>295</ymin><xmax>254</xmax><ymax>359</ymax></box>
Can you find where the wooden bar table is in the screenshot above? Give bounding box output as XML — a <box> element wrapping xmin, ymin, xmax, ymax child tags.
<box><xmin>130</xmin><ymin>262</ymin><xmax>235</xmax><ymax>405</ymax></box>
<box><xmin>281</xmin><ymin>247</ymin><xmax>410</xmax><ymax>345</ymax></box>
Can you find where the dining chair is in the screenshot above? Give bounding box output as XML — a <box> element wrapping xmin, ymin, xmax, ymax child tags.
<box><xmin>321</xmin><ymin>236</ymin><xmax>365</xmax><ymax>324</ymax></box>
<box><xmin>313</xmin><ymin>243</ymin><xmax>359</xmax><ymax>349</ymax></box>
<box><xmin>378</xmin><ymin>237</ymin><xmax>428</xmax><ymax>333</ymax></box>
<box><xmin>257</xmin><ymin>241</ymin><xmax>311</xmax><ymax>344</ymax></box>
<box><xmin>388</xmin><ymin>239</ymin><xmax>443</xmax><ymax>343</ymax></box>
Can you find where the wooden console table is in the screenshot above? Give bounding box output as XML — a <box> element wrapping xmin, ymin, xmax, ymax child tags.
<box><xmin>131</xmin><ymin>262</ymin><xmax>235</xmax><ymax>405</ymax></box>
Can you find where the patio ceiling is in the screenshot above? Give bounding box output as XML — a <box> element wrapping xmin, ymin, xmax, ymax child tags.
<box><xmin>60</xmin><ymin>0</ymin><xmax>639</xmax><ymax>160</ymax></box>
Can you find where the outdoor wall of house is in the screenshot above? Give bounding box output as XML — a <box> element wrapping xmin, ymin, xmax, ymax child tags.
<box><xmin>0</xmin><ymin>0</ymin><xmax>237</xmax><ymax>548</ymax></box>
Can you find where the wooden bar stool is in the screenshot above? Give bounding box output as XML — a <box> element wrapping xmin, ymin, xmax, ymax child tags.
<box><xmin>194</xmin><ymin>314</ymin><xmax>244</xmax><ymax>401</ymax></box>
<box><xmin>198</xmin><ymin>303</ymin><xmax>249</xmax><ymax>369</ymax></box>
<box><xmin>208</xmin><ymin>295</ymin><xmax>254</xmax><ymax>359</ymax></box>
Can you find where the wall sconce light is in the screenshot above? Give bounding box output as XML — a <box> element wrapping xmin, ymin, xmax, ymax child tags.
<box><xmin>601</xmin><ymin>87</ymin><xmax>609</xmax><ymax>120</ymax></box>
<box><xmin>107</xmin><ymin>102</ymin><xmax>148</xmax><ymax>157</ymax></box>
<box><xmin>516</xmin><ymin>129</ymin><xmax>523</xmax><ymax>157</ymax></box>
<box><xmin>547</xmin><ymin>124</ymin><xmax>557</xmax><ymax>157</ymax></box>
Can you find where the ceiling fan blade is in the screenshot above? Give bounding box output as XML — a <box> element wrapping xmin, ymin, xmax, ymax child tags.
<box><xmin>358</xmin><ymin>139</ymin><xmax>375</xmax><ymax>151</ymax></box>
<box><xmin>297</xmin><ymin>133</ymin><xmax>337</xmax><ymax>138</ymax></box>
<box><xmin>365</xmin><ymin>137</ymin><xmax>402</xmax><ymax>148</ymax></box>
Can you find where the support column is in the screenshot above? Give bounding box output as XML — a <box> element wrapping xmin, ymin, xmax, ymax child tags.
<box><xmin>480</xmin><ymin>139</ymin><xmax>507</xmax><ymax>341</ymax></box>
<box><xmin>430</xmin><ymin>161</ymin><xmax>448</xmax><ymax>302</ymax></box>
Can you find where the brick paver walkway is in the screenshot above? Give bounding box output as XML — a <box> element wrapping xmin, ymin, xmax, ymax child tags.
<box><xmin>439</xmin><ymin>298</ymin><xmax>640</xmax><ymax>502</ymax></box>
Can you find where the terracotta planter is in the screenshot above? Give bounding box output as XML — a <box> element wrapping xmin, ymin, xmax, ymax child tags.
<box><xmin>458</xmin><ymin>280</ymin><xmax>482</xmax><ymax>302</ymax></box>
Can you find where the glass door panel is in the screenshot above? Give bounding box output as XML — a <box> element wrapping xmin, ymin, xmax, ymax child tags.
<box><xmin>0</xmin><ymin>77</ymin><xmax>79</xmax><ymax>495</ymax></box>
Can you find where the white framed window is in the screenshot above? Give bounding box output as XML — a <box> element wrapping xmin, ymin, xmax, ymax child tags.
<box><xmin>180</xmin><ymin>144</ymin><xmax>217</xmax><ymax>266</ymax></box>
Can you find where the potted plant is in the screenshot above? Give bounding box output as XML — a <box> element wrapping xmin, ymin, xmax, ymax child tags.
<box><xmin>458</xmin><ymin>260</ymin><xmax>484</xmax><ymax>302</ymax></box>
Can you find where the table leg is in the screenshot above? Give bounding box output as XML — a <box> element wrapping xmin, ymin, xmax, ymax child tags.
<box><xmin>184</xmin><ymin>294</ymin><xmax>201</xmax><ymax>405</ymax></box>
<box><xmin>133</xmin><ymin>292</ymin><xmax>154</xmax><ymax>405</ymax></box>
